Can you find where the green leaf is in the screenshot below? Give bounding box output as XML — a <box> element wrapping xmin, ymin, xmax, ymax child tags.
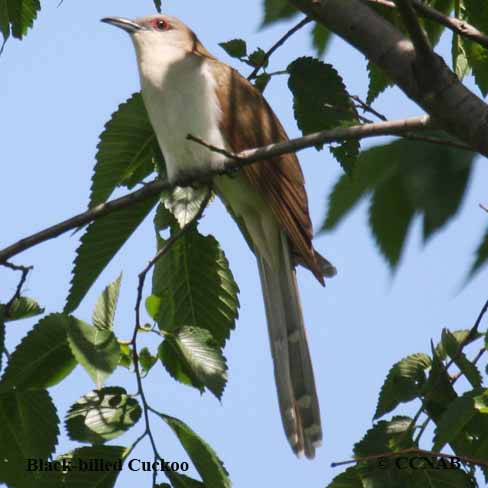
<box><xmin>4</xmin><ymin>296</ymin><xmax>44</xmax><ymax>322</ymax></box>
<box><xmin>464</xmin><ymin>0</ymin><xmax>488</xmax><ymax>95</ymax></box>
<box><xmin>118</xmin><ymin>342</ymin><xmax>132</xmax><ymax>369</ymax></box>
<box><xmin>39</xmin><ymin>445</ymin><xmax>127</xmax><ymax>488</ymax></box>
<box><xmin>152</xmin><ymin>229</ymin><xmax>239</xmax><ymax>346</ymax></box>
<box><xmin>452</xmin><ymin>33</ymin><xmax>470</xmax><ymax>80</ymax></box>
<box><xmin>253</xmin><ymin>72</ymin><xmax>271</xmax><ymax>93</ymax></box>
<box><xmin>247</xmin><ymin>47</ymin><xmax>268</xmax><ymax>68</ymax></box>
<box><xmin>469</xmin><ymin>227</ymin><xmax>488</xmax><ymax>279</ymax></box>
<box><xmin>0</xmin><ymin>389</ymin><xmax>59</xmax><ymax>487</ymax></box>
<box><xmin>423</xmin><ymin>342</ymin><xmax>457</xmax><ymax>422</ymax></box>
<box><xmin>67</xmin><ymin>318</ymin><xmax>121</xmax><ymax>388</ymax></box>
<box><xmin>435</xmin><ymin>329</ymin><xmax>479</xmax><ymax>359</ymax></box>
<box><xmin>159</xmin><ymin>326</ymin><xmax>227</xmax><ymax>399</ymax></box>
<box><xmin>162</xmin><ymin>187</ymin><xmax>209</xmax><ymax>229</ymax></box>
<box><xmin>374</xmin><ymin>353</ymin><xmax>431</xmax><ymax>419</ymax></box>
<box><xmin>327</xmin><ymin>467</ymin><xmax>365</xmax><ymax>488</ymax></box>
<box><xmin>154</xmin><ymin>0</ymin><xmax>162</xmax><ymax>13</ymax></box>
<box><xmin>65</xmin><ymin>387</ymin><xmax>141</xmax><ymax>444</ymax></box>
<box><xmin>89</xmin><ymin>93</ymin><xmax>158</xmax><ymax>208</ymax></box>
<box><xmin>140</xmin><ymin>347</ymin><xmax>157</xmax><ymax>374</ymax></box>
<box><xmin>158</xmin><ymin>413</ymin><xmax>230</xmax><ymax>488</ymax></box>
<box><xmin>369</xmin><ymin>168</ymin><xmax>415</xmax><ymax>268</ymax></box>
<box><xmin>166</xmin><ymin>472</ymin><xmax>206</xmax><ymax>488</ymax></box>
<box><xmin>0</xmin><ymin>314</ymin><xmax>77</xmax><ymax>390</ymax></box>
<box><xmin>311</xmin><ymin>23</ymin><xmax>331</xmax><ymax>57</ymax></box>
<box><xmin>1</xmin><ymin>0</ymin><xmax>40</xmax><ymax>42</ymax></box>
<box><xmin>261</xmin><ymin>0</ymin><xmax>298</xmax><ymax>26</ymax></box>
<box><xmin>92</xmin><ymin>274</ymin><xmax>122</xmax><ymax>331</ymax></box>
<box><xmin>65</xmin><ymin>194</ymin><xmax>159</xmax><ymax>313</ymax></box>
<box><xmin>323</xmin><ymin>139</ymin><xmax>474</xmax><ymax>269</ymax></box>
<box><xmin>366</xmin><ymin>61</ymin><xmax>394</xmax><ymax>104</ymax></box>
<box><xmin>321</xmin><ymin>149</ymin><xmax>393</xmax><ymax>231</ymax></box>
<box><xmin>288</xmin><ymin>57</ymin><xmax>359</xmax><ymax>173</ymax></box>
<box><xmin>432</xmin><ymin>395</ymin><xmax>476</xmax><ymax>451</ymax></box>
<box><xmin>218</xmin><ymin>39</ymin><xmax>247</xmax><ymax>59</ymax></box>
<box><xmin>441</xmin><ymin>329</ymin><xmax>482</xmax><ymax>388</ymax></box>
<box><xmin>154</xmin><ymin>200</ymin><xmax>177</xmax><ymax>232</ymax></box>
<box><xmin>354</xmin><ymin>416</ymin><xmax>414</xmax><ymax>457</ymax></box>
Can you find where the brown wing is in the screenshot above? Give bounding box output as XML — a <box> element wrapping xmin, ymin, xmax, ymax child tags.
<box><xmin>204</xmin><ymin>58</ymin><xmax>323</xmax><ymax>284</ymax></box>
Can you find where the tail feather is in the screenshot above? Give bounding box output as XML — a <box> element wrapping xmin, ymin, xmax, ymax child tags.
<box><xmin>257</xmin><ymin>232</ymin><xmax>322</xmax><ymax>459</ymax></box>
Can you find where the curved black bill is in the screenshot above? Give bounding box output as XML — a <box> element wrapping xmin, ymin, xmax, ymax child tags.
<box><xmin>101</xmin><ymin>17</ymin><xmax>142</xmax><ymax>34</ymax></box>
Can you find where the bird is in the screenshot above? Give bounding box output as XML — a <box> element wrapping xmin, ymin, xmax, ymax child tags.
<box><xmin>101</xmin><ymin>14</ymin><xmax>336</xmax><ymax>459</ymax></box>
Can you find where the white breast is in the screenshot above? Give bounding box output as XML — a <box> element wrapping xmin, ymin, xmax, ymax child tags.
<box><xmin>136</xmin><ymin>45</ymin><xmax>228</xmax><ymax>183</ymax></box>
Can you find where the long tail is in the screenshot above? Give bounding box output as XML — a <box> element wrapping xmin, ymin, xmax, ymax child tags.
<box><xmin>256</xmin><ymin>231</ymin><xmax>322</xmax><ymax>458</ymax></box>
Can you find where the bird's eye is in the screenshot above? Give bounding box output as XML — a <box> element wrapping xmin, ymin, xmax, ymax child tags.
<box><xmin>152</xmin><ymin>19</ymin><xmax>168</xmax><ymax>31</ymax></box>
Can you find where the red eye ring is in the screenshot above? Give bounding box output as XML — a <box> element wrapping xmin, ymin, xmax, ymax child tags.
<box><xmin>151</xmin><ymin>18</ymin><xmax>169</xmax><ymax>31</ymax></box>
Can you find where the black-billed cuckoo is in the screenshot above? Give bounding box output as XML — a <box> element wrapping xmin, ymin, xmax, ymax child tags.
<box><xmin>102</xmin><ymin>14</ymin><xmax>336</xmax><ymax>459</ymax></box>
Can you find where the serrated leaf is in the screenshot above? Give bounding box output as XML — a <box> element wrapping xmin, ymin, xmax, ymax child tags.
<box><xmin>67</xmin><ymin>319</ymin><xmax>121</xmax><ymax>388</ymax></box>
<box><xmin>0</xmin><ymin>314</ymin><xmax>77</xmax><ymax>391</ymax></box>
<box><xmin>1</xmin><ymin>0</ymin><xmax>40</xmax><ymax>43</ymax></box>
<box><xmin>247</xmin><ymin>47</ymin><xmax>268</xmax><ymax>69</ymax></box>
<box><xmin>65</xmin><ymin>387</ymin><xmax>141</xmax><ymax>444</ymax></box>
<box><xmin>354</xmin><ymin>416</ymin><xmax>414</xmax><ymax>458</ymax></box>
<box><xmin>327</xmin><ymin>466</ymin><xmax>365</xmax><ymax>488</ymax></box>
<box><xmin>159</xmin><ymin>326</ymin><xmax>227</xmax><ymax>399</ymax></box>
<box><xmin>311</xmin><ymin>23</ymin><xmax>331</xmax><ymax>57</ymax></box>
<box><xmin>441</xmin><ymin>329</ymin><xmax>482</xmax><ymax>388</ymax></box>
<box><xmin>218</xmin><ymin>39</ymin><xmax>247</xmax><ymax>59</ymax></box>
<box><xmin>0</xmin><ymin>389</ymin><xmax>59</xmax><ymax>487</ymax></box>
<box><xmin>92</xmin><ymin>274</ymin><xmax>122</xmax><ymax>331</ymax></box>
<box><xmin>261</xmin><ymin>0</ymin><xmax>298</xmax><ymax>26</ymax></box>
<box><xmin>39</xmin><ymin>445</ymin><xmax>127</xmax><ymax>488</ymax></box>
<box><xmin>288</xmin><ymin>57</ymin><xmax>359</xmax><ymax>172</ymax></box>
<box><xmin>436</xmin><ymin>329</ymin><xmax>479</xmax><ymax>359</ymax></box>
<box><xmin>433</xmin><ymin>396</ymin><xmax>476</xmax><ymax>451</ymax></box>
<box><xmin>423</xmin><ymin>342</ymin><xmax>457</xmax><ymax>422</ymax></box>
<box><xmin>152</xmin><ymin>229</ymin><xmax>239</xmax><ymax>346</ymax></box>
<box><xmin>140</xmin><ymin>347</ymin><xmax>157</xmax><ymax>374</ymax></box>
<box><xmin>375</xmin><ymin>353</ymin><xmax>431</xmax><ymax>419</ymax></box>
<box><xmin>89</xmin><ymin>93</ymin><xmax>158</xmax><ymax>208</ymax></box>
<box><xmin>366</xmin><ymin>61</ymin><xmax>394</xmax><ymax>104</ymax></box>
<box><xmin>5</xmin><ymin>296</ymin><xmax>44</xmax><ymax>322</ymax></box>
<box><xmin>65</xmin><ymin>194</ymin><xmax>159</xmax><ymax>313</ymax></box>
<box><xmin>158</xmin><ymin>413</ymin><xmax>230</xmax><ymax>488</ymax></box>
<box><xmin>162</xmin><ymin>187</ymin><xmax>209</xmax><ymax>229</ymax></box>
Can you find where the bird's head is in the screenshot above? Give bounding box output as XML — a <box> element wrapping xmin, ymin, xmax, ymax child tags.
<box><xmin>101</xmin><ymin>15</ymin><xmax>200</xmax><ymax>61</ymax></box>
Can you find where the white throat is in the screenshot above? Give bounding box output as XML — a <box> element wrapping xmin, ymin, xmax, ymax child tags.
<box><xmin>134</xmin><ymin>43</ymin><xmax>227</xmax><ymax>182</ymax></box>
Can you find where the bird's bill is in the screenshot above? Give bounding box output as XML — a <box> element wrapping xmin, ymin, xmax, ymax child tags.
<box><xmin>101</xmin><ymin>17</ymin><xmax>142</xmax><ymax>33</ymax></box>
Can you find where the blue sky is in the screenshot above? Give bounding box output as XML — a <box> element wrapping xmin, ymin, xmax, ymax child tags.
<box><xmin>1</xmin><ymin>1</ymin><xmax>487</xmax><ymax>487</ymax></box>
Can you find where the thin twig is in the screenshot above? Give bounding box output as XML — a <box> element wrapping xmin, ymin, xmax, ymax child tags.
<box><xmin>369</xmin><ymin>0</ymin><xmax>488</xmax><ymax>50</ymax></box>
<box><xmin>130</xmin><ymin>192</ymin><xmax>210</xmax><ymax>471</ymax></box>
<box><xmin>331</xmin><ymin>447</ymin><xmax>488</xmax><ymax>469</ymax></box>
<box><xmin>248</xmin><ymin>16</ymin><xmax>312</xmax><ymax>80</ymax></box>
<box><xmin>186</xmin><ymin>134</ymin><xmax>240</xmax><ymax>160</ymax></box>
<box><xmin>1</xmin><ymin>261</ymin><xmax>33</xmax><ymax>315</ymax></box>
<box><xmin>3</xmin><ymin>114</ymin><xmax>470</xmax><ymax>264</ymax></box>
<box><xmin>480</xmin><ymin>204</ymin><xmax>488</xmax><ymax>213</ymax></box>
<box><xmin>351</xmin><ymin>95</ymin><xmax>388</xmax><ymax>121</ymax></box>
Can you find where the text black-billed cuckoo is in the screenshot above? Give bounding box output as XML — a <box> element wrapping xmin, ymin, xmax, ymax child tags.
<box><xmin>102</xmin><ymin>14</ymin><xmax>336</xmax><ymax>459</ymax></box>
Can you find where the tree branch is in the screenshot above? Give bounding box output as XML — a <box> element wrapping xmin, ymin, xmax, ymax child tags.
<box><xmin>369</xmin><ymin>0</ymin><xmax>488</xmax><ymax>50</ymax></box>
<box><xmin>288</xmin><ymin>0</ymin><xmax>488</xmax><ymax>155</ymax></box>
<box><xmin>0</xmin><ymin>114</ymin><xmax>461</xmax><ymax>264</ymax></box>
<box><xmin>248</xmin><ymin>16</ymin><xmax>312</xmax><ymax>80</ymax></box>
